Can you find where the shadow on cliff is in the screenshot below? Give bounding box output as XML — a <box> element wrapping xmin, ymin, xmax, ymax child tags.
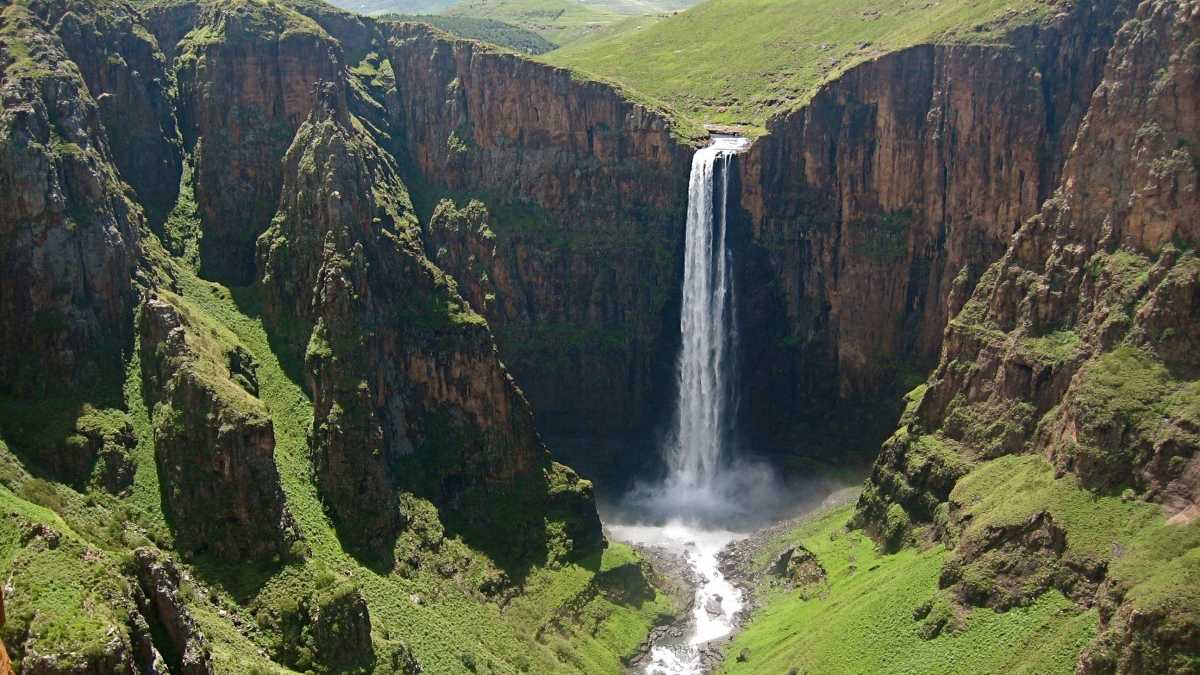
<box><xmin>0</xmin><ymin>350</ymin><xmax>133</xmax><ymax>494</ymax></box>
<box><xmin>228</xmin><ymin>286</ymin><xmax>311</xmax><ymax>395</ymax></box>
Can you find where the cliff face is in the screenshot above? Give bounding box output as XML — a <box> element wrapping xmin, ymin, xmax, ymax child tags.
<box><xmin>856</xmin><ymin>0</ymin><xmax>1199</xmax><ymax>670</ymax></box>
<box><xmin>256</xmin><ymin>77</ymin><xmax>600</xmax><ymax>561</ymax></box>
<box><xmin>28</xmin><ymin>0</ymin><xmax>182</xmax><ymax>227</ymax></box>
<box><xmin>139</xmin><ymin>294</ymin><xmax>299</xmax><ymax>562</ymax></box>
<box><xmin>735</xmin><ymin>0</ymin><xmax>1132</xmax><ymax>457</ymax></box>
<box><xmin>0</xmin><ymin>2</ymin><xmax>140</xmax><ymax>398</ymax></box>
<box><xmin>168</xmin><ymin>0</ymin><xmax>342</xmax><ymax>284</ymax></box>
<box><xmin>0</xmin><ymin>0</ymin><xmax>620</xmax><ymax>667</ymax></box>
<box><xmin>382</xmin><ymin>25</ymin><xmax>693</xmax><ymax>439</ymax></box>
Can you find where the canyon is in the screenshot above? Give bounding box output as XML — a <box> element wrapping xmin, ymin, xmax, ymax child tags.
<box><xmin>0</xmin><ymin>0</ymin><xmax>1195</xmax><ymax>672</ymax></box>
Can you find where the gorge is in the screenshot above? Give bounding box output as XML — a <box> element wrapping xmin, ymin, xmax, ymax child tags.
<box><xmin>0</xmin><ymin>0</ymin><xmax>1196</xmax><ymax>673</ymax></box>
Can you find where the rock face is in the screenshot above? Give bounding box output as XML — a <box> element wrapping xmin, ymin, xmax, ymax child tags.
<box><xmin>274</xmin><ymin>582</ymin><xmax>374</xmax><ymax>673</ymax></box>
<box><xmin>0</xmin><ymin>1</ymin><xmax>140</xmax><ymax>398</ymax></box>
<box><xmin>26</xmin><ymin>0</ymin><xmax>183</xmax><ymax>227</ymax></box>
<box><xmin>166</xmin><ymin>0</ymin><xmax>342</xmax><ymax>284</ymax></box>
<box><xmin>132</xmin><ymin>548</ymin><xmax>215</xmax><ymax>675</ymax></box>
<box><xmin>855</xmin><ymin>0</ymin><xmax>1199</xmax><ymax>670</ymax></box>
<box><xmin>256</xmin><ymin>75</ymin><xmax>600</xmax><ymax>561</ymax></box>
<box><xmin>733</xmin><ymin>0</ymin><xmax>1134</xmax><ymax>456</ymax></box>
<box><xmin>384</xmin><ymin>25</ymin><xmax>693</xmax><ymax>439</ymax></box>
<box><xmin>139</xmin><ymin>295</ymin><xmax>299</xmax><ymax>562</ymax></box>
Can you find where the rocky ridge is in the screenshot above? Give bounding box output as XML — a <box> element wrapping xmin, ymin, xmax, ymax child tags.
<box><xmin>854</xmin><ymin>0</ymin><xmax>1200</xmax><ymax>671</ymax></box>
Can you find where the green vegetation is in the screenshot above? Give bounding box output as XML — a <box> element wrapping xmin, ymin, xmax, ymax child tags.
<box><xmin>162</xmin><ymin>157</ymin><xmax>203</xmax><ymax>270</ymax></box>
<box><xmin>444</xmin><ymin>0</ymin><xmax>622</xmax><ymax>45</ymax></box>
<box><xmin>723</xmin><ymin>504</ymin><xmax>1097</xmax><ymax>674</ymax></box>
<box><xmin>0</xmin><ymin>482</ymin><xmax>143</xmax><ymax>671</ymax></box>
<box><xmin>1057</xmin><ymin>343</ymin><xmax>1197</xmax><ymax>492</ymax></box>
<box><xmin>385</xmin><ymin>14</ymin><xmax>557</xmax><ymax>53</ymax></box>
<box><xmin>1019</xmin><ymin>329</ymin><xmax>1082</xmax><ymax>366</ymax></box>
<box><xmin>164</xmin><ymin>0</ymin><xmax>332</xmax><ymax>47</ymax></box>
<box><xmin>0</xmin><ymin>3</ymin><xmax>55</xmax><ymax>79</ymax></box>
<box><xmin>545</xmin><ymin>0</ymin><xmax>1056</xmax><ymax>129</ymax></box>
<box><xmin>731</xmin><ymin>451</ymin><xmax>1199</xmax><ymax>674</ymax></box>
<box><xmin>1</xmin><ymin>216</ymin><xmax>675</xmax><ymax>672</ymax></box>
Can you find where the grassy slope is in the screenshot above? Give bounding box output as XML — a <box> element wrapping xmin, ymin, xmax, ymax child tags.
<box><xmin>383</xmin><ymin>14</ymin><xmax>558</xmax><ymax>53</ymax></box>
<box><xmin>444</xmin><ymin>0</ymin><xmax>622</xmax><ymax>44</ymax></box>
<box><xmin>544</xmin><ymin>0</ymin><xmax>1054</xmax><ymax>129</ymax></box>
<box><xmin>0</xmin><ymin>234</ymin><xmax>675</xmax><ymax>674</ymax></box>
<box><xmin>161</xmin><ymin>246</ymin><xmax>676</xmax><ymax>674</ymax></box>
<box><xmin>326</xmin><ymin>0</ymin><xmax>462</xmax><ymax>15</ymax></box>
<box><xmin>724</xmin><ymin>456</ymin><xmax>1200</xmax><ymax>674</ymax></box>
<box><xmin>722</xmin><ymin>504</ymin><xmax>1095</xmax><ymax>675</ymax></box>
<box><xmin>333</xmin><ymin>0</ymin><xmax>694</xmax><ymax>46</ymax></box>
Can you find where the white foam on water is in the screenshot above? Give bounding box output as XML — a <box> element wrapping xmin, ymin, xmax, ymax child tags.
<box><xmin>616</xmin><ymin>135</ymin><xmax>754</xmax><ymax>675</ymax></box>
<box><xmin>608</xmin><ymin>520</ymin><xmax>746</xmax><ymax>675</ymax></box>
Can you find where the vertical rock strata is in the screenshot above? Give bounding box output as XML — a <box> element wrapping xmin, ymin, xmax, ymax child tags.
<box><xmin>256</xmin><ymin>78</ymin><xmax>599</xmax><ymax>561</ymax></box>
<box><xmin>383</xmin><ymin>25</ymin><xmax>693</xmax><ymax>438</ymax></box>
<box><xmin>0</xmin><ymin>2</ymin><xmax>139</xmax><ymax>397</ymax></box>
<box><xmin>735</xmin><ymin>0</ymin><xmax>1134</xmax><ymax>454</ymax></box>
<box><xmin>856</xmin><ymin>0</ymin><xmax>1200</xmax><ymax>670</ymax></box>
<box><xmin>170</xmin><ymin>1</ymin><xmax>342</xmax><ymax>284</ymax></box>
<box><xmin>139</xmin><ymin>294</ymin><xmax>299</xmax><ymax>562</ymax></box>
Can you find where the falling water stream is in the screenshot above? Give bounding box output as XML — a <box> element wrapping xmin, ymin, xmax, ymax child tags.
<box><xmin>606</xmin><ymin>135</ymin><xmax>753</xmax><ymax>675</ymax></box>
<box><xmin>665</xmin><ymin>135</ymin><xmax>746</xmax><ymax>491</ymax></box>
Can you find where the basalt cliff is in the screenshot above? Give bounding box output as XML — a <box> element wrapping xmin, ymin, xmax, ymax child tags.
<box><xmin>0</xmin><ymin>0</ymin><xmax>1196</xmax><ymax>672</ymax></box>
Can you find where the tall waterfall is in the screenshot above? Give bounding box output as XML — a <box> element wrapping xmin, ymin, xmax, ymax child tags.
<box><xmin>665</xmin><ymin>136</ymin><xmax>750</xmax><ymax>490</ymax></box>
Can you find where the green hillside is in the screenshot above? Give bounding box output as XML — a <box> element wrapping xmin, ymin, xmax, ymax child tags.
<box><xmin>444</xmin><ymin>0</ymin><xmax>620</xmax><ymax>44</ymax></box>
<box><xmin>723</xmin><ymin>463</ymin><xmax>1200</xmax><ymax>675</ymax></box>
<box><xmin>329</xmin><ymin>0</ymin><xmax>460</xmax><ymax>15</ymax></box>
<box><xmin>333</xmin><ymin>0</ymin><xmax>697</xmax><ymax>45</ymax></box>
<box><xmin>383</xmin><ymin>14</ymin><xmax>557</xmax><ymax>53</ymax></box>
<box><xmin>543</xmin><ymin>0</ymin><xmax>1056</xmax><ymax>128</ymax></box>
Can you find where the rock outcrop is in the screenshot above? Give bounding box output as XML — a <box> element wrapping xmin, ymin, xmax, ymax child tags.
<box><xmin>132</xmin><ymin>548</ymin><xmax>215</xmax><ymax>675</ymax></box>
<box><xmin>273</xmin><ymin>582</ymin><xmax>374</xmax><ymax>673</ymax></box>
<box><xmin>0</xmin><ymin>2</ymin><xmax>140</xmax><ymax>397</ymax></box>
<box><xmin>26</xmin><ymin>0</ymin><xmax>183</xmax><ymax>227</ymax></box>
<box><xmin>257</xmin><ymin>78</ymin><xmax>600</xmax><ymax>562</ymax></box>
<box><xmin>139</xmin><ymin>294</ymin><xmax>299</xmax><ymax>562</ymax></box>
<box><xmin>382</xmin><ymin>25</ymin><xmax>693</xmax><ymax>439</ymax></box>
<box><xmin>734</xmin><ymin>0</ymin><xmax>1135</xmax><ymax>457</ymax></box>
<box><xmin>855</xmin><ymin>0</ymin><xmax>1199</xmax><ymax>670</ymax></box>
<box><xmin>165</xmin><ymin>0</ymin><xmax>343</xmax><ymax>284</ymax></box>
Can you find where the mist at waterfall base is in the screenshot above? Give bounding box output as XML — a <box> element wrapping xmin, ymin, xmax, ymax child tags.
<box><xmin>600</xmin><ymin>136</ymin><xmax>837</xmax><ymax>674</ymax></box>
<box><xmin>605</xmin><ymin>134</ymin><xmax>826</xmax><ymax>531</ymax></box>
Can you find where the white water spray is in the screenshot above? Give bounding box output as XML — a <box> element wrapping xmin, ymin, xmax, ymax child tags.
<box><xmin>665</xmin><ymin>135</ymin><xmax>748</xmax><ymax>491</ymax></box>
<box><xmin>620</xmin><ymin>135</ymin><xmax>751</xmax><ymax>675</ymax></box>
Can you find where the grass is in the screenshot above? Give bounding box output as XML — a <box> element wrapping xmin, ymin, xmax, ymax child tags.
<box><xmin>729</xmin><ymin>451</ymin><xmax>1200</xmax><ymax>674</ymax></box>
<box><xmin>722</xmin><ymin>504</ymin><xmax>1096</xmax><ymax>674</ymax></box>
<box><xmin>0</xmin><ymin>482</ymin><xmax>137</xmax><ymax>671</ymax></box>
<box><xmin>544</xmin><ymin>0</ymin><xmax>1055</xmax><ymax>129</ymax></box>
<box><xmin>172</xmin><ymin>0</ymin><xmax>331</xmax><ymax>47</ymax></box>
<box><xmin>0</xmin><ymin>222</ymin><xmax>675</xmax><ymax>672</ymax></box>
<box><xmin>952</xmin><ymin>455</ymin><xmax>1167</xmax><ymax>564</ymax></box>
<box><xmin>142</xmin><ymin>244</ymin><xmax>671</xmax><ymax>673</ymax></box>
<box><xmin>383</xmin><ymin>14</ymin><xmax>557</xmax><ymax>53</ymax></box>
<box><xmin>1019</xmin><ymin>329</ymin><xmax>1082</xmax><ymax>366</ymax></box>
<box><xmin>445</xmin><ymin>0</ymin><xmax>622</xmax><ymax>44</ymax></box>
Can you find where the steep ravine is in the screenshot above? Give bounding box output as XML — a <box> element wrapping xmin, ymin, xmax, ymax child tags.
<box><xmin>0</xmin><ymin>0</ymin><xmax>1196</xmax><ymax>672</ymax></box>
<box><xmin>734</xmin><ymin>0</ymin><xmax>1134</xmax><ymax>460</ymax></box>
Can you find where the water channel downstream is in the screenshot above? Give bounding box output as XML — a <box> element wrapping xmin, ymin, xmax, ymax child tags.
<box><xmin>607</xmin><ymin>135</ymin><xmax>754</xmax><ymax>675</ymax></box>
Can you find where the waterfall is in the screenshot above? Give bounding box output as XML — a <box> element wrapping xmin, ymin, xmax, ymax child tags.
<box><xmin>665</xmin><ymin>135</ymin><xmax>750</xmax><ymax>490</ymax></box>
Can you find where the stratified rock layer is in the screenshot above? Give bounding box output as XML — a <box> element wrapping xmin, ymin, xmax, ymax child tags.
<box><xmin>385</xmin><ymin>25</ymin><xmax>692</xmax><ymax>439</ymax></box>
<box><xmin>735</xmin><ymin>0</ymin><xmax>1133</xmax><ymax>456</ymax></box>
<box><xmin>856</xmin><ymin>0</ymin><xmax>1200</xmax><ymax>671</ymax></box>
<box><xmin>139</xmin><ymin>294</ymin><xmax>299</xmax><ymax>562</ymax></box>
